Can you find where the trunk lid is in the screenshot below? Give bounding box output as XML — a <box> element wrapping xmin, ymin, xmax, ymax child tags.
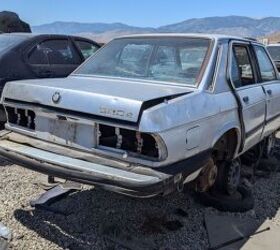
<box><xmin>2</xmin><ymin>75</ymin><xmax>192</xmax><ymax>123</ymax></box>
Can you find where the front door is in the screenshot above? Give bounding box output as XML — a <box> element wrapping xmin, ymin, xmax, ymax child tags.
<box><xmin>230</xmin><ymin>42</ymin><xmax>266</xmax><ymax>152</ymax></box>
<box><xmin>253</xmin><ymin>45</ymin><xmax>280</xmax><ymax>137</ymax></box>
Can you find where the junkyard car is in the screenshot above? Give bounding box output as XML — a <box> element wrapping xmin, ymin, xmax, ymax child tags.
<box><xmin>267</xmin><ymin>44</ymin><xmax>280</xmax><ymax>72</ymax></box>
<box><xmin>0</xmin><ymin>34</ymin><xmax>279</xmax><ymax>198</ymax></box>
<box><xmin>0</xmin><ymin>33</ymin><xmax>100</xmax><ymax>124</ymax></box>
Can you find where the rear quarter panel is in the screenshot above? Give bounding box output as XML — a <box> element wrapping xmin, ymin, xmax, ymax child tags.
<box><xmin>139</xmin><ymin>90</ymin><xmax>241</xmax><ymax>166</ymax></box>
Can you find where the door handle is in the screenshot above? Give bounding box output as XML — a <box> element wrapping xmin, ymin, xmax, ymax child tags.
<box><xmin>243</xmin><ymin>96</ymin><xmax>249</xmax><ymax>103</ymax></box>
<box><xmin>267</xmin><ymin>89</ymin><xmax>272</xmax><ymax>95</ymax></box>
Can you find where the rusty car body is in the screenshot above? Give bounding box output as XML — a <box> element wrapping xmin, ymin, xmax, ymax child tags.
<box><xmin>0</xmin><ymin>34</ymin><xmax>279</xmax><ymax>197</ymax></box>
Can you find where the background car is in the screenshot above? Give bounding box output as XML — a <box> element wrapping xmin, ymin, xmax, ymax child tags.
<box><xmin>267</xmin><ymin>44</ymin><xmax>280</xmax><ymax>72</ymax></box>
<box><xmin>0</xmin><ymin>33</ymin><xmax>100</xmax><ymax>124</ymax></box>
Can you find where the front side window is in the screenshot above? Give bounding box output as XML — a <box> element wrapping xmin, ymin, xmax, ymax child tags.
<box><xmin>75</xmin><ymin>40</ymin><xmax>99</xmax><ymax>59</ymax></box>
<box><xmin>29</xmin><ymin>39</ymin><xmax>80</xmax><ymax>65</ymax></box>
<box><xmin>231</xmin><ymin>45</ymin><xmax>255</xmax><ymax>88</ymax></box>
<box><xmin>74</xmin><ymin>38</ymin><xmax>211</xmax><ymax>86</ymax></box>
<box><xmin>254</xmin><ymin>46</ymin><xmax>276</xmax><ymax>82</ymax></box>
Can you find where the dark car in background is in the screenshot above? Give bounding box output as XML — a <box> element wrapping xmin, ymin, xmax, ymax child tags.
<box><xmin>267</xmin><ymin>44</ymin><xmax>280</xmax><ymax>72</ymax></box>
<box><xmin>0</xmin><ymin>33</ymin><xmax>100</xmax><ymax>123</ymax></box>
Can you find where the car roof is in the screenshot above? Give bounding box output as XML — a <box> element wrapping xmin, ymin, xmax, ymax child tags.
<box><xmin>0</xmin><ymin>32</ymin><xmax>98</xmax><ymax>43</ymax></box>
<box><xmin>116</xmin><ymin>33</ymin><xmax>263</xmax><ymax>44</ymax></box>
<box><xmin>267</xmin><ymin>43</ymin><xmax>280</xmax><ymax>47</ymax></box>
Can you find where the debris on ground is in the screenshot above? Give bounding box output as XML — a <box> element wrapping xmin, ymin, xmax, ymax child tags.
<box><xmin>0</xmin><ymin>222</ymin><xmax>11</xmax><ymax>250</ymax></box>
<box><xmin>204</xmin><ymin>214</ymin><xmax>259</xmax><ymax>250</ymax></box>
<box><xmin>242</xmin><ymin>220</ymin><xmax>280</xmax><ymax>250</ymax></box>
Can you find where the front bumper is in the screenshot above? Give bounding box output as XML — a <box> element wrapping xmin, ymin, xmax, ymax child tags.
<box><xmin>0</xmin><ymin>131</ymin><xmax>177</xmax><ymax>197</ymax></box>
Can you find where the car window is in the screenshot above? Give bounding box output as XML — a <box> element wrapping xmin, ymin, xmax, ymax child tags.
<box><xmin>267</xmin><ymin>46</ymin><xmax>280</xmax><ymax>61</ymax></box>
<box><xmin>75</xmin><ymin>40</ymin><xmax>99</xmax><ymax>59</ymax></box>
<box><xmin>28</xmin><ymin>39</ymin><xmax>80</xmax><ymax>65</ymax></box>
<box><xmin>231</xmin><ymin>45</ymin><xmax>255</xmax><ymax>88</ymax></box>
<box><xmin>74</xmin><ymin>38</ymin><xmax>211</xmax><ymax>86</ymax></box>
<box><xmin>254</xmin><ymin>46</ymin><xmax>276</xmax><ymax>82</ymax></box>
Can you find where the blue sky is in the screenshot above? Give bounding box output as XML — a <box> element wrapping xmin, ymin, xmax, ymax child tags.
<box><xmin>1</xmin><ymin>0</ymin><xmax>280</xmax><ymax>27</ymax></box>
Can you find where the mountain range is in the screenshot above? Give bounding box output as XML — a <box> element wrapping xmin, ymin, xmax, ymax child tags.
<box><xmin>32</xmin><ymin>16</ymin><xmax>280</xmax><ymax>42</ymax></box>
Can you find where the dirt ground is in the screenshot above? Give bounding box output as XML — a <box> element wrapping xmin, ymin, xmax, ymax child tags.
<box><xmin>0</xmin><ymin>150</ymin><xmax>280</xmax><ymax>249</ymax></box>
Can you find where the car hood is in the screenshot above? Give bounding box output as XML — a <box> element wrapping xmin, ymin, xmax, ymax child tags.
<box><xmin>2</xmin><ymin>76</ymin><xmax>193</xmax><ymax>123</ymax></box>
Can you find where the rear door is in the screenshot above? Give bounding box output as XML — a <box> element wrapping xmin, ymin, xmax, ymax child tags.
<box><xmin>229</xmin><ymin>42</ymin><xmax>266</xmax><ymax>152</ymax></box>
<box><xmin>253</xmin><ymin>45</ymin><xmax>280</xmax><ymax>137</ymax></box>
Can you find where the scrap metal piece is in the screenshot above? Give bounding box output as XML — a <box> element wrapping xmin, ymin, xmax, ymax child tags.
<box><xmin>34</xmin><ymin>175</ymin><xmax>65</xmax><ymax>191</ymax></box>
<box><xmin>0</xmin><ymin>223</ymin><xmax>11</xmax><ymax>240</ymax></box>
<box><xmin>209</xmin><ymin>227</ymin><xmax>270</xmax><ymax>250</ymax></box>
<box><xmin>0</xmin><ymin>222</ymin><xmax>11</xmax><ymax>250</ymax></box>
<box><xmin>30</xmin><ymin>181</ymin><xmax>82</xmax><ymax>215</ymax></box>
<box><xmin>204</xmin><ymin>214</ymin><xmax>260</xmax><ymax>250</ymax></box>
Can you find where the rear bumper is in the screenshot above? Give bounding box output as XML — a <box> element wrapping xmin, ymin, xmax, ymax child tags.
<box><xmin>0</xmin><ymin>132</ymin><xmax>177</xmax><ymax>197</ymax></box>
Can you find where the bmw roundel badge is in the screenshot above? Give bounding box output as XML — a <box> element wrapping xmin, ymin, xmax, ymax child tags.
<box><xmin>52</xmin><ymin>92</ymin><xmax>61</xmax><ymax>104</ymax></box>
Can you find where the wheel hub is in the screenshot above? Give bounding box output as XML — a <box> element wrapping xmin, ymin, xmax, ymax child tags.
<box><xmin>195</xmin><ymin>159</ymin><xmax>218</xmax><ymax>192</ymax></box>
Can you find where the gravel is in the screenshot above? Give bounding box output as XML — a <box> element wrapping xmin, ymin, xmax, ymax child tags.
<box><xmin>0</xmin><ymin>147</ymin><xmax>280</xmax><ymax>249</ymax></box>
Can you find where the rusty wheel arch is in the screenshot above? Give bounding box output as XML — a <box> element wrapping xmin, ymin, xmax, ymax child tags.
<box><xmin>212</xmin><ymin>128</ymin><xmax>239</xmax><ymax>162</ymax></box>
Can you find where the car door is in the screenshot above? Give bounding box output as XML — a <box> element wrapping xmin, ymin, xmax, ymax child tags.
<box><xmin>253</xmin><ymin>45</ymin><xmax>280</xmax><ymax>137</ymax></box>
<box><xmin>73</xmin><ymin>39</ymin><xmax>100</xmax><ymax>60</ymax></box>
<box><xmin>229</xmin><ymin>42</ymin><xmax>266</xmax><ymax>152</ymax></box>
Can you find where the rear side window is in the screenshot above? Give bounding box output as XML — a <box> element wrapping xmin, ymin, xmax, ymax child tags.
<box><xmin>254</xmin><ymin>46</ymin><xmax>276</xmax><ymax>82</ymax></box>
<box><xmin>267</xmin><ymin>46</ymin><xmax>280</xmax><ymax>61</ymax></box>
<box><xmin>75</xmin><ymin>40</ymin><xmax>99</xmax><ymax>59</ymax></box>
<box><xmin>28</xmin><ymin>39</ymin><xmax>80</xmax><ymax>65</ymax></box>
<box><xmin>231</xmin><ymin>45</ymin><xmax>255</xmax><ymax>88</ymax></box>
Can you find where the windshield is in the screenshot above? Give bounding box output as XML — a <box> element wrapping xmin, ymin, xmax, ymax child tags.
<box><xmin>74</xmin><ymin>37</ymin><xmax>211</xmax><ymax>86</ymax></box>
<box><xmin>0</xmin><ymin>35</ymin><xmax>28</xmax><ymax>53</ymax></box>
<box><xmin>267</xmin><ymin>46</ymin><xmax>280</xmax><ymax>61</ymax></box>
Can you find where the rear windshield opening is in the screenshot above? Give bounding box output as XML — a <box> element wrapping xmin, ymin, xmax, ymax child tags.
<box><xmin>74</xmin><ymin>37</ymin><xmax>212</xmax><ymax>86</ymax></box>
